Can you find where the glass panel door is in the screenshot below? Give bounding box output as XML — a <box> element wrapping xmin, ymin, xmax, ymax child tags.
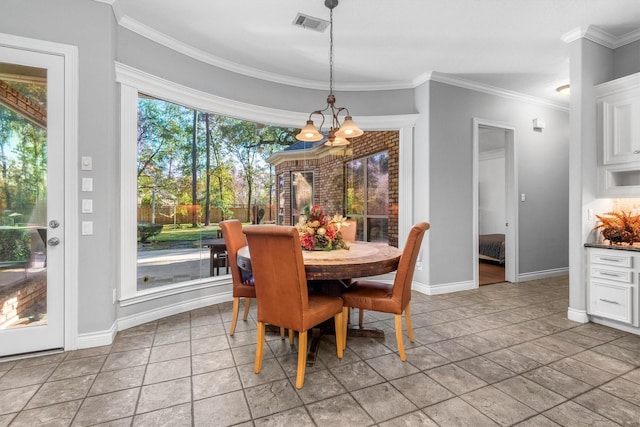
<box><xmin>0</xmin><ymin>47</ymin><xmax>64</xmax><ymax>357</ymax></box>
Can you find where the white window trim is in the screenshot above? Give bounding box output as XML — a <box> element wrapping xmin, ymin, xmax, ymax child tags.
<box><xmin>116</xmin><ymin>62</ymin><xmax>418</xmax><ymax>304</ymax></box>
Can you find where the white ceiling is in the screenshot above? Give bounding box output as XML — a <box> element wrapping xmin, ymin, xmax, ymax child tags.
<box><xmin>105</xmin><ymin>0</ymin><xmax>640</xmax><ymax>107</ymax></box>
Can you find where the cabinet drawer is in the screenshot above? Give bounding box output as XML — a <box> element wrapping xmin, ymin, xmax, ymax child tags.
<box><xmin>590</xmin><ymin>281</ymin><xmax>634</xmax><ymax>324</ymax></box>
<box><xmin>591</xmin><ymin>252</ymin><xmax>633</xmax><ymax>268</ymax></box>
<box><xmin>591</xmin><ymin>268</ymin><xmax>633</xmax><ymax>284</ymax></box>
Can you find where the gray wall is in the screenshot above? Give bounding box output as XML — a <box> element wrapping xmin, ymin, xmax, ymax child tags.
<box><xmin>613</xmin><ymin>39</ymin><xmax>640</xmax><ymax>80</ymax></box>
<box><xmin>2</xmin><ymin>0</ymin><xmax>417</xmax><ymax>337</ymax></box>
<box><xmin>116</xmin><ymin>29</ymin><xmax>416</xmax><ymax>117</ymax></box>
<box><xmin>419</xmin><ymin>81</ymin><xmax>569</xmax><ymax>286</ymax></box>
<box><xmin>3</xmin><ymin>0</ymin><xmax>573</xmax><ymax>339</ymax></box>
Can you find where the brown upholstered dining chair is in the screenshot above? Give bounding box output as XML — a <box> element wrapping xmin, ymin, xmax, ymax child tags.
<box><xmin>340</xmin><ymin>219</ymin><xmax>357</xmax><ymax>243</ymax></box>
<box><xmin>219</xmin><ymin>219</ymin><xmax>255</xmax><ymax>336</ymax></box>
<box><xmin>341</xmin><ymin>222</ymin><xmax>429</xmax><ymax>361</ymax></box>
<box><xmin>243</xmin><ymin>225</ymin><xmax>345</xmax><ymax>389</ymax></box>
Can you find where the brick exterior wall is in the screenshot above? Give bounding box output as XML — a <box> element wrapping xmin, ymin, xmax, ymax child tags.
<box><xmin>0</xmin><ymin>79</ymin><xmax>47</xmax><ymax>128</ymax></box>
<box><xmin>0</xmin><ymin>273</ymin><xmax>47</xmax><ymax>328</ymax></box>
<box><xmin>274</xmin><ymin>131</ymin><xmax>399</xmax><ymax>247</ymax></box>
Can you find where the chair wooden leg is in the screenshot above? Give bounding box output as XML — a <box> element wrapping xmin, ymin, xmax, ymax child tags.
<box><xmin>342</xmin><ymin>307</ymin><xmax>349</xmax><ymax>350</ymax></box>
<box><xmin>289</xmin><ymin>328</ymin><xmax>294</xmax><ymax>343</ymax></box>
<box><xmin>295</xmin><ymin>330</ymin><xmax>308</xmax><ymax>389</ymax></box>
<box><xmin>358</xmin><ymin>308</ymin><xmax>364</xmax><ymax>327</ymax></box>
<box><xmin>395</xmin><ymin>314</ymin><xmax>406</xmax><ymax>361</ymax></box>
<box><xmin>334</xmin><ymin>312</ymin><xmax>344</xmax><ymax>359</ymax></box>
<box><xmin>255</xmin><ymin>321</ymin><xmax>265</xmax><ymax>374</ymax></box>
<box><xmin>405</xmin><ymin>303</ymin><xmax>414</xmax><ymax>343</ymax></box>
<box><xmin>230</xmin><ymin>297</ymin><xmax>240</xmax><ymax>336</ymax></box>
<box><xmin>280</xmin><ymin>327</ymin><xmax>285</xmax><ymax>340</ymax></box>
<box><xmin>243</xmin><ymin>297</ymin><xmax>251</xmax><ymax>321</ymax></box>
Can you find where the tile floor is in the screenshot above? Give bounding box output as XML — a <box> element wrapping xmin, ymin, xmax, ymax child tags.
<box><xmin>1</xmin><ymin>275</ymin><xmax>640</xmax><ymax>426</ymax></box>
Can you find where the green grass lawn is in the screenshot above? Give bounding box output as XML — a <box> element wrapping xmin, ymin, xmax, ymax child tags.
<box><xmin>151</xmin><ymin>224</ymin><xmax>221</xmax><ymax>242</ymax></box>
<box><xmin>138</xmin><ymin>223</ymin><xmax>249</xmax><ymax>250</ymax></box>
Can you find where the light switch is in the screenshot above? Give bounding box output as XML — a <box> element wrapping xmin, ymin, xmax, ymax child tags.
<box><xmin>82</xmin><ymin>221</ymin><xmax>93</xmax><ymax>235</ymax></box>
<box><xmin>82</xmin><ymin>199</ymin><xmax>93</xmax><ymax>213</ymax></box>
<box><xmin>520</xmin><ymin>193</ymin><xmax>526</xmax><ymax>202</ymax></box>
<box><xmin>81</xmin><ymin>156</ymin><xmax>93</xmax><ymax>170</ymax></box>
<box><xmin>82</xmin><ymin>177</ymin><xmax>93</xmax><ymax>192</ymax></box>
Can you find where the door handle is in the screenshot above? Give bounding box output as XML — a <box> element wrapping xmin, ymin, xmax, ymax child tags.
<box><xmin>49</xmin><ymin>220</ymin><xmax>60</xmax><ymax>228</ymax></box>
<box><xmin>47</xmin><ymin>237</ymin><xmax>60</xmax><ymax>246</ymax></box>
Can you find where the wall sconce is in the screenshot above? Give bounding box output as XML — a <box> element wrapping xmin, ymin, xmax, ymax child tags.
<box><xmin>533</xmin><ymin>118</ymin><xmax>545</xmax><ymax>132</ymax></box>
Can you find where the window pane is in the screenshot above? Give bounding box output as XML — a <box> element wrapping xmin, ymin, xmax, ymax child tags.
<box><xmin>346</xmin><ymin>159</ymin><xmax>364</xmax><ymax>215</ymax></box>
<box><xmin>137</xmin><ymin>97</ymin><xmax>210</xmax><ymax>290</ymax></box>
<box><xmin>367</xmin><ymin>152</ymin><xmax>388</xmax><ymax>215</ymax></box>
<box><xmin>367</xmin><ymin>218</ymin><xmax>389</xmax><ymax>243</ymax></box>
<box><xmin>291</xmin><ymin>171</ymin><xmax>313</xmax><ymax>223</ymax></box>
<box><xmin>0</xmin><ymin>65</ymin><xmax>49</xmax><ymax>329</ymax></box>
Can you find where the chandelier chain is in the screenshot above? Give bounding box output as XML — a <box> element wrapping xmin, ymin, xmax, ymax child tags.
<box><xmin>329</xmin><ymin>7</ymin><xmax>334</xmax><ymax>96</ymax></box>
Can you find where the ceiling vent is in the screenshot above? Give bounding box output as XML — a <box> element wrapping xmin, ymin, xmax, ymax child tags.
<box><xmin>292</xmin><ymin>13</ymin><xmax>330</xmax><ymax>32</ymax></box>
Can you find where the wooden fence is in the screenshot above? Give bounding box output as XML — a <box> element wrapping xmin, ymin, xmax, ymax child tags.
<box><xmin>137</xmin><ymin>204</ymin><xmax>277</xmax><ymax>225</ymax></box>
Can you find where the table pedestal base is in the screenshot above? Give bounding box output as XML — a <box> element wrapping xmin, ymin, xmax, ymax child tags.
<box><xmin>306</xmin><ymin>321</ymin><xmax>385</xmax><ymax>366</ymax></box>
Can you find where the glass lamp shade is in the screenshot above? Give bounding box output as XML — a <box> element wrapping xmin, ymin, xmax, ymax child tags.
<box><xmin>334</xmin><ymin>116</ymin><xmax>363</xmax><ymax>138</ymax></box>
<box><xmin>296</xmin><ymin>120</ymin><xmax>324</xmax><ymax>142</ymax></box>
<box><xmin>325</xmin><ymin>136</ymin><xmax>350</xmax><ymax>147</ymax></box>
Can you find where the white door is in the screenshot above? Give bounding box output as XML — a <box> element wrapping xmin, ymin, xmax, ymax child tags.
<box><xmin>0</xmin><ymin>46</ymin><xmax>65</xmax><ymax>357</ymax></box>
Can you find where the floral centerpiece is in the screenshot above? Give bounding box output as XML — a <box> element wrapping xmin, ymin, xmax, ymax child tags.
<box><xmin>593</xmin><ymin>211</ymin><xmax>640</xmax><ymax>245</ymax></box>
<box><xmin>295</xmin><ymin>205</ymin><xmax>350</xmax><ymax>251</ymax></box>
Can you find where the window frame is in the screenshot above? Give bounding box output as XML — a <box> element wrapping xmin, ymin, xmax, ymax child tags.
<box><xmin>116</xmin><ymin>62</ymin><xmax>417</xmax><ymax>307</ymax></box>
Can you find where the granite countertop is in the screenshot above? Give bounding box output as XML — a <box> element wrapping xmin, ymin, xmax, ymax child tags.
<box><xmin>585</xmin><ymin>242</ymin><xmax>640</xmax><ymax>252</ymax></box>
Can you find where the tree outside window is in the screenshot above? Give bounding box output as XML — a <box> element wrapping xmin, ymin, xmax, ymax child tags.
<box><xmin>136</xmin><ymin>95</ymin><xmax>296</xmax><ymax>290</ymax></box>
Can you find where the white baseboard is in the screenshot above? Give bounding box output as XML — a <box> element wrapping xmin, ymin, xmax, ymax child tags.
<box><xmin>77</xmin><ymin>291</ymin><xmax>233</xmax><ymax>349</ymax></box>
<box><xmin>589</xmin><ymin>316</ymin><xmax>640</xmax><ymax>335</ymax></box>
<box><xmin>413</xmin><ymin>280</ymin><xmax>475</xmax><ymax>296</ymax></box>
<box><xmin>118</xmin><ymin>291</ymin><xmax>233</xmax><ymax>332</ymax></box>
<box><xmin>567</xmin><ymin>307</ymin><xmax>589</xmax><ymax>323</ymax></box>
<box><xmin>77</xmin><ymin>321</ymin><xmax>118</xmax><ymax>349</ymax></box>
<box><xmin>518</xmin><ymin>267</ymin><xmax>569</xmax><ymax>282</ymax></box>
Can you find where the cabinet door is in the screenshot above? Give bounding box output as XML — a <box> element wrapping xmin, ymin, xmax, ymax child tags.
<box><xmin>602</xmin><ymin>91</ymin><xmax>640</xmax><ymax>165</ymax></box>
<box><xmin>590</xmin><ymin>280</ymin><xmax>634</xmax><ymax>325</ymax></box>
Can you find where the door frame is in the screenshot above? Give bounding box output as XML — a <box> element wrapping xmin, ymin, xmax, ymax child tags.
<box><xmin>472</xmin><ymin>118</ymin><xmax>518</xmax><ymax>286</ymax></box>
<box><xmin>0</xmin><ymin>32</ymin><xmax>79</xmax><ymax>353</ymax></box>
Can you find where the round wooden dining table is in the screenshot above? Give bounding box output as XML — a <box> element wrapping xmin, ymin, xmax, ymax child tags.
<box><xmin>236</xmin><ymin>241</ymin><xmax>402</xmax><ymax>281</ymax></box>
<box><xmin>236</xmin><ymin>241</ymin><xmax>403</xmax><ymax>365</ymax></box>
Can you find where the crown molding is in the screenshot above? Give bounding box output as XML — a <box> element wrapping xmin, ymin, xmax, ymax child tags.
<box><xmin>429</xmin><ymin>72</ymin><xmax>569</xmax><ymax>112</ymax></box>
<box><xmin>101</xmin><ymin>0</ymin><xmax>567</xmax><ymax>107</ymax></box>
<box><xmin>101</xmin><ymin>0</ymin><xmax>414</xmax><ymax>91</ymax></box>
<box><xmin>561</xmin><ymin>26</ymin><xmax>640</xmax><ymax>49</ymax></box>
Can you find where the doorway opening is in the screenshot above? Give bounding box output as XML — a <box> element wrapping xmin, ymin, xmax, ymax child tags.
<box><xmin>473</xmin><ymin>119</ymin><xmax>518</xmax><ymax>287</ymax></box>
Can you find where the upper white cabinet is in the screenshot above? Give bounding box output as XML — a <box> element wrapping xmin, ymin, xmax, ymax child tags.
<box><xmin>596</xmin><ymin>73</ymin><xmax>640</xmax><ymax>197</ymax></box>
<box><xmin>602</xmin><ymin>90</ymin><xmax>640</xmax><ymax>164</ymax></box>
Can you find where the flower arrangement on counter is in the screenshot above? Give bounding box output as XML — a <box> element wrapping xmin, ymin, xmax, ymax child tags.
<box><xmin>593</xmin><ymin>210</ymin><xmax>640</xmax><ymax>245</ymax></box>
<box><xmin>295</xmin><ymin>205</ymin><xmax>350</xmax><ymax>251</ymax></box>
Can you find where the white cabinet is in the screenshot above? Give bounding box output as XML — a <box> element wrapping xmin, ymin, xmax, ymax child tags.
<box><xmin>601</xmin><ymin>90</ymin><xmax>640</xmax><ymax>165</ymax></box>
<box><xmin>596</xmin><ymin>73</ymin><xmax>640</xmax><ymax>197</ymax></box>
<box><xmin>587</xmin><ymin>248</ymin><xmax>639</xmax><ymax>327</ymax></box>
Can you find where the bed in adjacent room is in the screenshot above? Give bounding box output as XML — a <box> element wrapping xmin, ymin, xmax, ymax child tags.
<box><xmin>479</xmin><ymin>233</ymin><xmax>505</xmax><ymax>264</ymax></box>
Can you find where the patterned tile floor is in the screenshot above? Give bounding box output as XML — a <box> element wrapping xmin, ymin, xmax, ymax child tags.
<box><xmin>1</xmin><ymin>275</ymin><xmax>640</xmax><ymax>426</ymax></box>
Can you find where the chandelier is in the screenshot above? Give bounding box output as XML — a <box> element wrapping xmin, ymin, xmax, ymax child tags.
<box><xmin>295</xmin><ymin>0</ymin><xmax>363</xmax><ymax>146</ymax></box>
